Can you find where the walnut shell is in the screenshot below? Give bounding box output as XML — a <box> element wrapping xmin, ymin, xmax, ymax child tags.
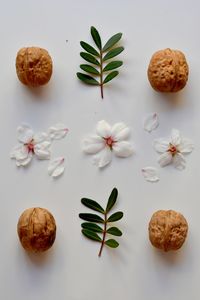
<box><xmin>148</xmin><ymin>210</ymin><xmax>188</xmax><ymax>251</ymax></box>
<box><xmin>16</xmin><ymin>47</ymin><xmax>53</xmax><ymax>87</ymax></box>
<box><xmin>147</xmin><ymin>48</ymin><xmax>189</xmax><ymax>92</ymax></box>
<box><xmin>17</xmin><ymin>207</ymin><xmax>56</xmax><ymax>253</ymax></box>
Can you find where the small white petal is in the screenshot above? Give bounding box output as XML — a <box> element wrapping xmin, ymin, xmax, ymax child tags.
<box><xmin>10</xmin><ymin>145</ymin><xmax>28</xmax><ymax>160</ymax></box>
<box><xmin>93</xmin><ymin>147</ymin><xmax>112</xmax><ymax>168</ymax></box>
<box><xmin>16</xmin><ymin>152</ymin><xmax>33</xmax><ymax>167</ymax></box>
<box><xmin>178</xmin><ymin>138</ymin><xmax>194</xmax><ymax>154</ymax></box>
<box><xmin>34</xmin><ymin>132</ymin><xmax>49</xmax><ymax>143</ymax></box>
<box><xmin>17</xmin><ymin>124</ymin><xmax>34</xmax><ymax>143</ymax></box>
<box><xmin>173</xmin><ymin>153</ymin><xmax>186</xmax><ymax>170</ymax></box>
<box><xmin>96</xmin><ymin>120</ymin><xmax>111</xmax><ymax>138</ymax></box>
<box><xmin>158</xmin><ymin>152</ymin><xmax>172</xmax><ymax>167</ymax></box>
<box><xmin>112</xmin><ymin>141</ymin><xmax>134</xmax><ymax>157</ymax></box>
<box><xmin>34</xmin><ymin>141</ymin><xmax>51</xmax><ymax>159</ymax></box>
<box><xmin>142</xmin><ymin>167</ymin><xmax>160</xmax><ymax>182</ymax></box>
<box><xmin>48</xmin><ymin>157</ymin><xmax>65</xmax><ymax>177</ymax></box>
<box><xmin>111</xmin><ymin>122</ymin><xmax>130</xmax><ymax>141</ymax></box>
<box><xmin>82</xmin><ymin>135</ymin><xmax>105</xmax><ymax>154</ymax></box>
<box><xmin>171</xmin><ymin>129</ymin><xmax>181</xmax><ymax>146</ymax></box>
<box><xmin>154</xmin><ymin>138</ymin><xmax>169</xmax><ymax>153</ymax></box>
<box><xmin>48</xmin><ymin>123</ymin><xmax>68</xmax><ymax>140</ymax></box>
<box><xmin>143</xmin><ymin>113</ymin><xmax>159</xmax><ymax>133</ymax></box>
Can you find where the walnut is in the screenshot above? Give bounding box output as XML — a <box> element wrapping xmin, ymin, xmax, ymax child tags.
<box><xmin>148</xmin><ymin>210</ymin><xmax>188</xmax><ymax>251</ymax></box>
<box><xmin>147</xmin><ymin>48</ymin><xmax>189</xmax><ymax>92</ymax></box>
<box><xmin>16</xmin><ymin>47</ymin><xmax>53</xmax><ymax>87</ymax></box>
<box><xmin>17</xmin><ymin>207</ymin><xmax>56</xmax><ymax>253</ymax></box>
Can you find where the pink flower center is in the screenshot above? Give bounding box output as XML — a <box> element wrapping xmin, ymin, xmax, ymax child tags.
<box><xmin>104</xmin><ymin>136</ymin><xmax>116</xmax><ymax>149</ymax></box>
<box><xmin>25</xmin><ymin>139</ymin><xmax>35</xmax><ymax>153</ymax></box>
<box><xmin>168</xmin><ymin>143</ymin><xmax>178</xmax><ymax>156</ymax></box>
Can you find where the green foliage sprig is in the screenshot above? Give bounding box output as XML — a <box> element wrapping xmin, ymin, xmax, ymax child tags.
<box><xmin>79</xmin><ymin>188</ymin><xmax>123</xmax><ymax>257</ymax></box>
<box><xmin>77</xmin><ymin>26</ymin><xmax>124</xmax><ymax>99</ymax></box>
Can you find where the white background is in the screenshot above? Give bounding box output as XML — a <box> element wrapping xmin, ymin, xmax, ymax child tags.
<box><xmin>0</xmin><ymin>0</ymin><xmax>199</xmax><ymax>299</ymax></box>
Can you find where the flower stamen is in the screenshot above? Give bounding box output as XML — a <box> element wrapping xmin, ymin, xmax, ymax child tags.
<box><xmin>168</xmin><ymin>143</ymin><xmax>178</xmax><ymax>156</ymax></box>
<box><xmin>25</xmin><ymin>139</ymin><xmax>35</xmax><ymax>153</ymax></box>
<box><xmin>104</xmin><ymin>137</ymin><xmax>116</xmax><ymax>149</ymax></box>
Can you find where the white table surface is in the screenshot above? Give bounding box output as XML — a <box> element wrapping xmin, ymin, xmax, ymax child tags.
<box><xmin>0</xmin><ymin>0</ymin><xmax>200</xmax><ymax>299</ymax></box>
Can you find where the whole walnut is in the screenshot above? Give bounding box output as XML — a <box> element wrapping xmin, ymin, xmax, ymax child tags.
<box><xmin>147</xmin><ymin>48</ymin><xmax>189</xmax><ymax>92</ymax></box>
<box><xmin>148</xmin><ymin>210</ymin><xmax>188</xmax><ymax>251</ymax></box>
<box><xmin>17</xmin><ymin>207</ymin><xmax>56</xmax><ymax>253</ymax></box>
<box><xmin>16</xmin><ymin>47</ymin><xmax>53</xmax><ymax>87</ymax></box>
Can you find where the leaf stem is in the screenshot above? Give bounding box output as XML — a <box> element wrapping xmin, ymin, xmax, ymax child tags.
<box><xmin>98</xmin><ymin>213</ymin><xmax>107</xmax><ymax>257</ymax></box>
<box><xmin>99</xmin><ymin>50</ymin><xmax>104</xmax><ymax>99</ymax></box>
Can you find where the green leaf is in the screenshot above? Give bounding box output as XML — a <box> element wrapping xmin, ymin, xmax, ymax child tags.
<box><xmin>81</xmin><ymin>198</ymin><xmax>105</xmax><ymax>213</ymax></box>
<box><xmin>80</xmin><ymin>52</ymin><xmax>100</xmax><ymax>66</ymax></box>
<box><xmin>103</xmin><ymin>33</ymin><xmax>122</xmax><ymax>52</ymax></box>
<box><xmin>105</xmin><ymin>239</ymin><xmax>119</xmax><ymax>248</ymax></box>
<box><xmin>79</xmin><ymin>213</ymin><xmax>104</xmax><ymax>223</ymax></box>
<box><xmin>82</xmin><ymin>229</ymin><xmax>102</xmax><ymax>242</ymax></box>
<box><xmin>103</xmin><ymin>61</ymin><xmax>123</xmax><ymax>72</ymax></box>
<box><xmin>77</xmin><ymin>73</ymin><xmax>99</xmax><ymax>85</ymax></box>
<box><xmin>80</xmin><ymin>64</ymin><xmax>100</xmax><ymax>75</ymax></box>
<box><xmin>103</xmin><ymin>47</ymin><xmax>124</xmax><ymax>61</ymax></box>
<box><xmin>91</xmin><ymin>26</ymin><xmax>102</xmax><ymax>50</ymax></box>
<box><xmin>103</xmin><ymin>71</ymin><xmax>119</xmax><ymax>84</ymax></box>
<box><xmin>80</xmin><ymin>41</ymin><xmax>99</xmax><ymax>56</ymax></box>
<box><xmin>107</xmin><ymin>227</ymin><xmax>122</xmax><ymax>236</ymax></box>
<box><xmin>107</xmin><ymin>211</ymin><xmax>123</xmax><ymax>222</ymax></box>
<box><xmin>106</xmin><ymin>188</ymin><xmax>118</xmax><ymax>213</ymax></box>
<box><xmin>81</xmin><ymin>222</ymin><xmax>103</xmax><ymax>233</ymax></box>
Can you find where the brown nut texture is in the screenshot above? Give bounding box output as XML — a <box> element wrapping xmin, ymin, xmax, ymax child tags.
<box><xmin>147</xmin><ymin>48</ymin><xmax>189</xmax><ymax>92</ymax></box>
<box><xmin>17</xmin><ymin>207</ymin><xmax>56</xmax><ymax>253</ymax></box>
<box><xmin>148</xmin><ymin>210</ymin><xmax>188</xmax><ymax>251</ymax></box>
<box><xmin>16</xmin><ymin>47</ymin><xmax>53</xmax><ymax>87</ymax></box>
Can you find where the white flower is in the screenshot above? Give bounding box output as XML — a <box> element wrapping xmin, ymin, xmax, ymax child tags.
<box><xmin>48</xmin><ymin>123</ymin><xmax>68</xmax><ymax>140</ymax></box>
<box><xmin>82</xmin><ymin>120</ymin><xmax>134</xmax><ymax>168</ymax></box>
<box><xmin>10</xmin><ymin>124</ymin><xmax>51</xmax><ymax>167</ymax></box>
<box><xmin>154</xmin><ymin>129</ymin><xmax>194</xmax><ymax>170</ymax></box>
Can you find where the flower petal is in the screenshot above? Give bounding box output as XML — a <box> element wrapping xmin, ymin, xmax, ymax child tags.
<box><xmin>178</xmin><ymin>138</ymin><xmax>194</xmax><ymax>154</ymax></box>
<box><xmin>48</xmin><ymin>157</ymin><xmax>65</xmax><ymax>177</ymax></box>
<box><xmin>158</xmin><ymin>152</ymin><xmax>172</xmax><ymax>167</ymax></box>
<box><xmin>142</xmin><ymin>167</ymin><xmax>160</xmax><ymax>182</ymax></box>
<box><xmin>34</xmin><ymin>141</ymin><xmax>51</xmax><ymax>159</ymax></box>
<box><xmin>171</xmin><ymin>129</ymin><xmax>181</xmax><ymax>146</ymax></box>
<box><xmin>111</xmin><ymin>122</ymin><xmax>130</xmax><ymax>141</ymax></box>
<box><xmin>93</xmin><ymin>147</ymin><xmax>112</xmax><ymax>168</ymax></box>
<box><xmin>17</xmin><ymin>124</ymin><xmax>34</xmax><ymax>144</ymax></box>
<box><xmin>34</xmin><ymin>132</ymin><xmax>49</xmax><ymax>143</ymax></box>
<box><xmin>82</xmin><ymin>135</ymin><xmax>105</xmax><ymax>154</ymax></box>
<box><xmin>154</xmin><ymin>139</ymin><xmax>169</xmax><ymax>153</ymax></box>
<box><xmin>48</xmin><ymin>124</ymin><xmax>68</xmax><ymax>140</ymax></box>
<box><xmin>112</xmin><ymin>141</ymin><xmax>134</xmax><ymax>157</ymax></box>
<box><xmin>96</xmin><ymin>120</ymin><xmax>111</xmax><ymax>138</ymax></box>
<box><xmin>16</xmin><ymin>152</ymin><xmax>33</xmax><ymax>167</ymax></box>
<box><xmin>173</xmin><ymin>153</ymin><xmax>186</xmax><ymax>170</ymax></box>
<box><xmin>143</xmin><ymin>113</ymin><xmax>159</xmax><ymax>133</ymax></box>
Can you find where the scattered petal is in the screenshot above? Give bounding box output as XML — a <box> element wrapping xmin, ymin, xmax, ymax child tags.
<box><xmin>178</xmin><ymin>138</ymin><xmax>194</xmax><ymax>154</ymax></box>
<box><xmin>93</xmin><ymin>147</ymin><xmax>112</xmax><ymax>168</ymax></box>
<box><xmin>17</xmin><ymin>124</ymin><xmax>34</xmax><ymax>144</ymax></box>
<box><xmin>111</xmin><ymin>122</ymin><xmax>130</xmax><ymax>141</ymax></box>
<box><xmin>48</xmin><ymin>123</ymin><xmax>68</xmax><ymax>140</ymax></box>
<box><xmin>154</xmin><ymin>139</ymin><xmax>169</xmax><ymax>153</ymax></box>
<box><xmin>112</xmin><ymin>141</ymin><xmax>134</xmax><ymax>157</ymax></box>
<box><xmin>34</xmin><ymin>141</ymin><xmax>51</xmax><ymax>159</ymax></box>
<box><xmin>96</xmin><ymin>120</ymin><xmax>111</xmax><ymax>138</ymax></box>
<box><xmin>143</xmin><ymin>113</ymin><xmax>159</xmax><ymax>133</ymax></box>
<box><xmin>48</xmin><ymin>157</ymin><xmax>65</xmax><ymax>177</ymax></box>
<box><xmin>171</xmin><ymin>129</ymin><xmax>181</xmax><ymax>146</ymax></box>
<box><xmin>158</xmin><ymin>152</ymin><xmax>172</xmax><ymax>167</ymax></box>
<box><xmin>142</xmin><ymin>167</ymin><xmax>159</xmax><ymax>182</ymax></box>
<box><xmin>82</xmin><ymin>135</ymin><xmax>105</xmax><ymax>154</ymax></box>
<box><xmin>173</xmin><ymin>153</ymin><xmax>186</xmax><ymax>170</ymax></box>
